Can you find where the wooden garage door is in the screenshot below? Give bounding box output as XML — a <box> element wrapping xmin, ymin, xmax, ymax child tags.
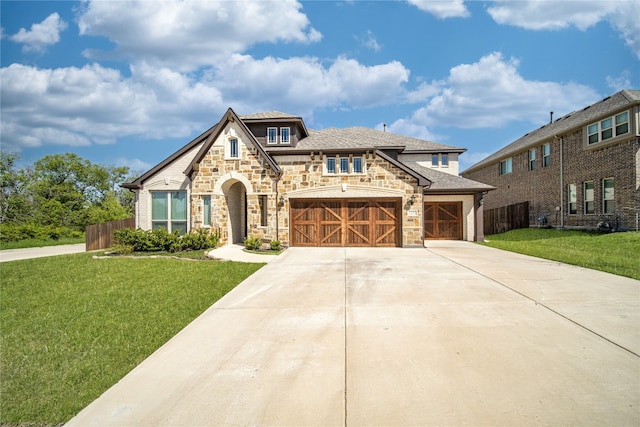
<box><xmin>290</xmin><ymin>199</ymin><xmax>401</xmax><ymax>247</ymax></box>
<box><xmin>424</xmin><ymin>202</ymin><xmax>463</xmax><ymax>240</ymax></box>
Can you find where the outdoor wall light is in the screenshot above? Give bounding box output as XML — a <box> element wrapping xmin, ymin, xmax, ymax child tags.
<box><xmin>279</xmin><ymin>195</ymin><xmax>286</xmax><ymax>207</ymax></box>
<box><xmin>409</xmin><ymin>194</ymin><xmax>416</xmax><ymax>205</ymax></box>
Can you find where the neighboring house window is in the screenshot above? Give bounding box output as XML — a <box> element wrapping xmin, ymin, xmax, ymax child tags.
<box><xmin>327</xmin><ymin>157</ymin><xmax>336</xmax><ymax>174</ymax></box>
<box><xmin>529</xmin><ymin>149</ymin><xmax>536</xmax><ymax>171</ymax></box>
<box><xmin>567</xmin><ymin>184</ymin><xmax>577</xmax><ymax>215</ymax></box>
<box><xmin>603</xmin><ymin>178</ymin><xmax>615</xmax><ymax>214</ymax></box>
<box><xmin>441</xmin><ymin>154</ymin><xmax>448</xmax><ymax>167</ymax></box>
<box><xmin>267</xmin><ymin>127</ymin><xmax>277</xmax><ymax>144</ymax></box>
<box><xmin>542</xmin><ymin>143</ymin><xmax>550</xmax><ymax>167</ymax></box>
<box><xmin>203</xmin><ymin>195</ymin><xmax>211</xmax><ymax>226</ymax></box>
<box><xmin>499</xmin><ymin>158</ymin><xmax>512</xmax><ymax>175</ymax></box>
<box><xmin>587</xmin><ymin>111</ymin><xmax>629</xmax><ymax>144</ymax></box>
<box><xmin>259</xmin><ymin>195</ymin><xmax>267</xmax><ymax>227</ymax></box>
<box><xmin>339</xmin><ymin>157</ymin><xmax>349</xmax><ymax>174</ymax></box>
<box><xmin>353</xmin><ymin>157</ymin><xmax>363</xmax><ymax>173</ymax></box>
<box><xmin>280</xmin><ymin>127</ymin><xmax>290</xmax><ymax>144</ymax></box>
<box><xmin>229</xmin><ymin>138</ymin><xmax>239</xmax><ymax>158</ymax></box>
<box><xmin>152</xmin><ymin>191</ymin><xmax>187</xmax><ymax>234</ymax></box>
<box><xmin>583</xmin><ymin>182</ymin><xmax>594</xmax><ymax>215</ymax></box>
<box><xmin>432</xmin><ymin>154</ymin><xmax>439</xmax><ymax>167</ymax></box>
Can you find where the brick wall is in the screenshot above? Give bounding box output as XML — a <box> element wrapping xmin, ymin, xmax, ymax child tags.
<box><xmin>463</xmin><ymin>130</ymin><xmax>639</xmax><ymax>231</ymax></box>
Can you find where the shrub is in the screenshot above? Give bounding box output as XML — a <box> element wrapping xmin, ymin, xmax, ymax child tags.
<box><xmin>243</xmin><ymin>235</ymin><xmax>262</xmax><ymax>251</ymax></box>
<box><xmin>0</xmin><ymin>223</ymin><xmax>83</xmax><ymax>243</ymax></box>
<box><xmin>270</xmin><ymin>239</ymin><xmax>282</xmax><ymax>251</ymax></box>
<box><xmin>113</xmin><ymin>228</ymin><xmax>219</xmax><ymax>252</ymax></box>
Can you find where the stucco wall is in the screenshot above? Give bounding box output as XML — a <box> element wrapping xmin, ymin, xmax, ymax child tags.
<box><xmin>135</xmin><ymin>143</ymin><xmax>203</xmax><ymax>231</ymax></box>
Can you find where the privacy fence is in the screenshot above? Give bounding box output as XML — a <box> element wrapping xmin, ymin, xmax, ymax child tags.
<box><xmin>86</xmin><ymin>217</ymin><xmax>135</xmax><ymax>251</ymax></box>
<box><xmin>484</xmin><ymin>201</ymin><xmax>529</xmax><ymax>236</ymax></box>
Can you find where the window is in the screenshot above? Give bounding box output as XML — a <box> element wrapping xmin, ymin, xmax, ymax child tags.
<box><xmin>432</xmin><ymin>154</ymin><xmax>439</xmax><ymax>167</ymax></box>
<box><xmin>267</xmin><ymin>127</ymin><xmax>277</xmax><ymax>144</ymax></box>
<box><xmin>229</xmin><ymin>138</ymin><xmax>239</xmax><ymax>158</ymax></box>
<box><xmin>353</xmin><ymin>157</ymin><xmax>363</xmax><ymax>173</ymax></box>
<box><xmin>280</xmin><ymin>127</ymin><xmax>290</xmax><ymax>144</ymax></box>
<box><xmin>441</xmin><ymin>154</ymin><xmax>448</xmax><ymax>167</ymax></box>
<box><xmin>259</xmin><ymin>195</ymin><xmax>267</xmax><ymax>227</ymax></box>
<box><xmin>615</xmin><ymin>111</ymin><xmax>629</xmax><ymax>135</ymax></box>
<box><xmin>542</xmin><ymin>143</ymin><xmax>550</xmax><ymax>167</ymax></box>
<box><xmin>203</xmin><ymin>195</ymin><xmax>211</xmax><ymax>226</ymax></box>
<box><xmin>325</xmin><ymin>155</ymin><xmax>364</xmax><ymax>175</ymax></box>
<box><xmin>529</xmin><ymin>149</ymin><xmax>536</xmax><ymax>171</ymax></box>
<box><xmin>499</xmin><ymin>158</ymin><xmax>512</xmax><ymax>175</ymax></box>
<box><xmin>327</xmin><ymin>157</ymin><xmax>336</xmax><ymax>174</ymax></box>
<box><xmin>568</xmin><ymin>184</ymin><xmax>577</xmax><ymax>215</ymax></box>
<box><xmin>587</xmin><ymin>111</ymin><xmax>630</xmax><ymax>145</ymax></box>
<box><xmin>339</xmin><ymin>157</ymin><xmax>349</xmax><ymax>174</ymax></box>
<box><xmin>603</xmin><ymin>178</ymin><xmax>614</xmax><ymax>214</ymax></box>
<box><xmin>152</xmin><ymin>191</ymin><xmax>187</xmax><ymax>234</ymax></box>
<box><xmin>583</xmin><ymin>182</ymin><xmax>594</xmax><ymax>215</ymax></box>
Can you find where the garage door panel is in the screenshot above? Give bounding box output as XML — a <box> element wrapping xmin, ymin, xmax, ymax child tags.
<box><xmin>291</xmin><ymin>199</ymin><xmax>400</xmax><ymax>247</ymax></box>
<box><xmin>424</xmin><ymin>202</ymin><xmax>462</xmax><ymax>240</ymax></box>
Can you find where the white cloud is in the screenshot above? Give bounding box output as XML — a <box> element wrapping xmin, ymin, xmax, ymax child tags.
<box><xmin>407</xmin><ymin>0</ymin><xmax>470</xmax><ymax>18</ymax></box>
<box><xmin>487</xmin><ymin>0</ymin><xmax>640</xmax><ymax>59</ymax></box>
<box><xmin>0</xmin><ymin>54</ymin><xmax>411</xmax><ymax>152</ymax></box>
<box><xmin>388</xmin><ymin>52</ymin><xmax>599</xmax><ymax>133</ymax></box>
<box><xmin>77</xmin><ymin>0</ymin><xmax>322</xmax><ymax>71</ymax></box>
<box><xmin>606</xmin><ymin>70</ymin><xmax>632</xmax><ymax>92</ymax></box>
<box><xmin>10</xmin><ymin>12</ymin><xmax>67</xmax><ymax>53</ymax></box>
<box><xmin>357</xmin><ymin>30</ymin><xmax>382</xmax><ymax>52</ymax></box>
<box><xmin>211</xmin><ymin>54</ymin><xmax>410</xmax><ymax>113</ymax></box>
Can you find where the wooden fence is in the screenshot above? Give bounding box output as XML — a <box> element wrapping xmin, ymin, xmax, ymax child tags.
<box><xmin>86</xmin><ymin>217</ymin><xmax>135</xmax><ymax>251</ymax></box>
<box><xmin>484</xmin><ymin>201</ymin><xmax>529</xmax><ymax>236</ymax></box>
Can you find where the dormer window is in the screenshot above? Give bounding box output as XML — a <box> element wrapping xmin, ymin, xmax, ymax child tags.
<box><xmin>281</xmin><ymin>127</ymin><xmax>290</xmax><ymax>144</ymax></box>
<box><xmin>267</xmin><ymin>127</ymin><xmax>277</xmax><ymax>144</ymax></box>
<box><xmin>267</xmin><ymin>126</ymin><xmax>291</xmax><ymax>144</ymax></box>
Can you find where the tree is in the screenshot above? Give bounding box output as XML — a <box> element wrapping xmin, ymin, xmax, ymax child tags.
<box><xmin>1</xmin><ymin>153</ymin><xmax>134</xmax><ymax>235</ymax></box>
<box><xmin>0</xmin><ymin>152</ymin><xmax>31</xmax><ymax>224</ymax></box>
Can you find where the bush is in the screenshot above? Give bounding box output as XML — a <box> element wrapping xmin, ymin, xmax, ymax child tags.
<box><xmin>243</xmin><ymin>235</ymin><xmax>262</xmax><ymax>251</ymax></box>
<box><xmin>113</xmin><ymin>228</ymin><xmax>219</xmax><ymax>252</ymax></box>
<box><xmin>270</xmin><ymin>239</ymin><xmax>282</xmax><ymax>251</ymax></box>
<box><xmin>0</xmin><ymin>223</ymin><xmax>83</xmax><ymax>243</ymax></box>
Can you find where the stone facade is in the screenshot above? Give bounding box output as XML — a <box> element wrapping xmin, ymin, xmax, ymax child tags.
<box><xmin>188</xmin><ymin>122</ymin><xmax>423</xmax><ymax>246</ymax></box>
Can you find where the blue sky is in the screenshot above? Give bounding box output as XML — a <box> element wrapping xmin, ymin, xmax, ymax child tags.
<box><xmin>2</xmin><ymin>1</ymin><xmax>639</xmax><ymax>174</ymax></box>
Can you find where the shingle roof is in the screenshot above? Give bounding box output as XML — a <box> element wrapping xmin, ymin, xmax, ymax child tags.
<box><xmin>240</xmin><ymin>111</ymin><xmax>301</xmax><ymax>120</ymax></box>
<box><xmin>462</xmin><ymin>89</ymin><xmax>640</xmax><ymax>174</ymax></box>
<box><xmin>404</xmin><ymin>162</ymin><xmax>495</xmax><ymax>192</ymax></box>
<box><xmin>294</xmin><ymin>127</ymin><xmax>465</xmax><ymax>152</ymax></box>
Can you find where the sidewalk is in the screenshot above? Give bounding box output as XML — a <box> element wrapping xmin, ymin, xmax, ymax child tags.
<box><xmin>0</xmin><ymin>243</ymin><xmax>86</xmax><ymax>262</ymax></box>
<box><xmin>206</xmin><ymin>244</ymin><xmax>279</xmax><ymax>263</ymax></box>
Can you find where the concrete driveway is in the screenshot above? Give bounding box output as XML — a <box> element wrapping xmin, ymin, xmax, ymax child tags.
<box><xmin>67</xmin><ymin>242</ymin><xmax>639</xmax><ymax>426</ymax></box>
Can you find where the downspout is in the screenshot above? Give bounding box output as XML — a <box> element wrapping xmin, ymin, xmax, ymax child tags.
<box><xmin>275</xmin><ymin>175</ymin><xmax>280</xmax><ymax>243</ymax></box>
<box><xmin>559</xmin><ymin>136</ymin><xmax>564</xmax><ymax>228</ymax></box>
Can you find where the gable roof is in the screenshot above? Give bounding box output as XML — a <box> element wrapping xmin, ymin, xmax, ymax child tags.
<box><xmin>121</xmin><ymin>124</ymin><xmax>216</xmax><ymax>189</ymax></box>
<box><xmin>463</xmin><ymin>89</ymin><xmax>640</xmax><ymax>174</ymax></box>
<box><xmin>184</xmin><ymin>108</ymin><xmax>281</xmax><ymax>178</ymax></box>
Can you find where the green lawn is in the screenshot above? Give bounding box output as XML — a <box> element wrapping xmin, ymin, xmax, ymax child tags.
<box><xmin>480</xmin><ymin>229</ymin><xmax>640</xmax><ymax>280</ymax></box>
<box><xmin>0</xmin><ymin>237</ymin><xmax>85</xmax><ymax>250</ymax></box>
<box><xmin>0</xmin><ymin>253</ymin><xmax>264</xmax><ymax>426</ymax></box>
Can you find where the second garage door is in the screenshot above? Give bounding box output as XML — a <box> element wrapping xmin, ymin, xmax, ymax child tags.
<box><xmin>423</xmin><ymin>202</ymin><xmax>463</xmax><ymax>240</ymax></box>
<box><xmin>290</xmin><ymin>199</ymin><xmax>401</xmax><ymax>247</ymax></box>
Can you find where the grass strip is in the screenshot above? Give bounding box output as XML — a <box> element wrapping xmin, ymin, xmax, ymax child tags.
<box><xmin>480</xmin><ymin>229</ymin><xmax>640</xmax><ymax>280</ymax></box>
<box><xmin>0</xmin><ymin>237</ymin><xmax>85</xmax><ymax>250</ymax></box>
<box><xmin>0</xmin><ymin>252</ymin><xmax>264</xmax><ymax>425</ymax></box>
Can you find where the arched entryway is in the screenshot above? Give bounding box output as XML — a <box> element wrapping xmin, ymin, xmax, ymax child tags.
<box><xmin>222</xmin><ymin>180</ymin><xmax>247</xmax><ymax>244</ymax></box>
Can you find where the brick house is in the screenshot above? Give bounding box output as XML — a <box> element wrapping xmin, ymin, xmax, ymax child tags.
<box><xmin>461</xmin><ymin>90</ymin><xmax>640</xmax><ymax>232</ymax></box>
<box><xmin>123</xmin><ymin>108</ymin><xmax>493</xmax><ymax>247</ymax></box>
